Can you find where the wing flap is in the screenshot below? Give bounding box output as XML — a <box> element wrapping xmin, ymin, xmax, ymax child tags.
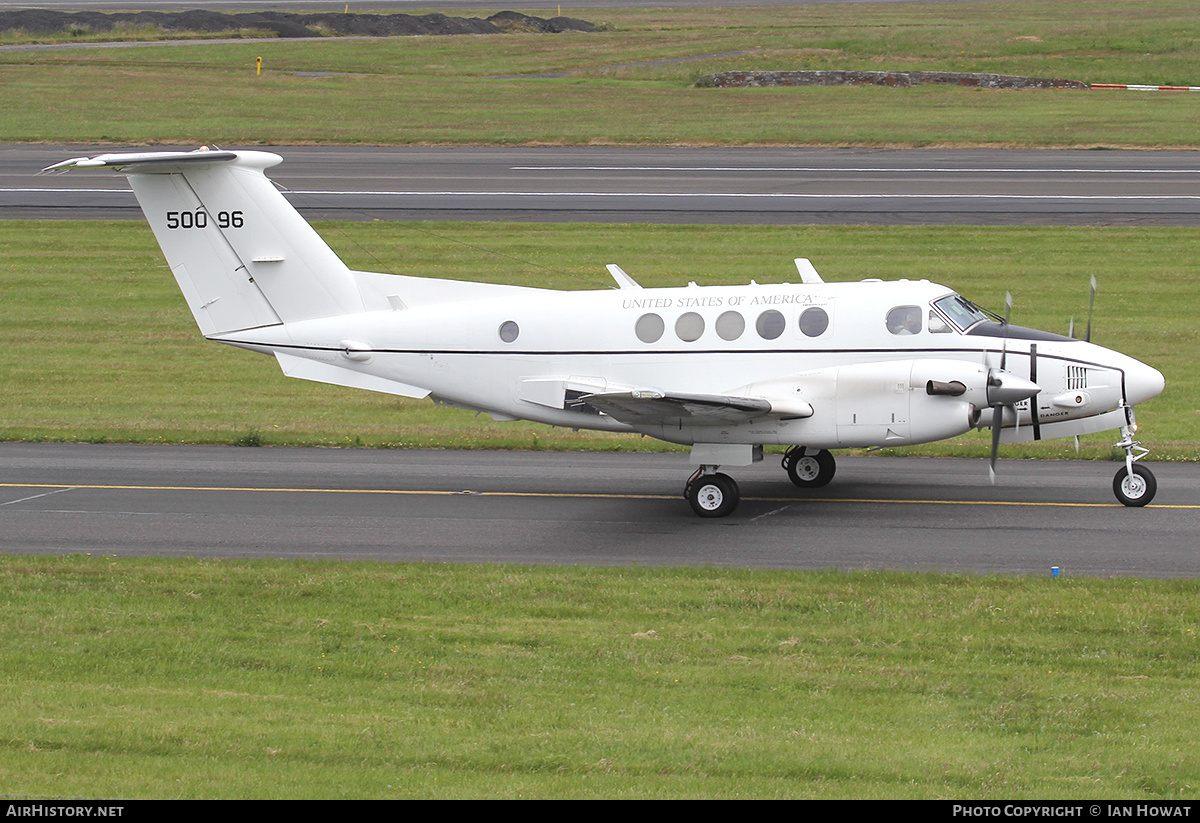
<box><xmin>584</xmin><ymin>389</ymin><xmax>811</xmax><ymax>426</ymax></box>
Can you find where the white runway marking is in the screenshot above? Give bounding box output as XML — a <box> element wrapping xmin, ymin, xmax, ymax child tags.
<box><xmin>512</xmin><ymin>165</ymin><xmax>1200</xmax><ymax>175</ymax></box>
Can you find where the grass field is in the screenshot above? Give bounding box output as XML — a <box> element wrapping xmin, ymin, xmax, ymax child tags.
<box><xmin>3</xmin><ymin>0</ymin><xmax>1200</xmax><ymax>146</ymax></box>
<box><xmin>1</xmin><ymin>219</ymin><xmax>1194</xmax><ymax>459</ymax></box>
<box><xmin>1</xmin><ymin>556</ymin><xmax>1197</xmax><ymax>799</ymax></box>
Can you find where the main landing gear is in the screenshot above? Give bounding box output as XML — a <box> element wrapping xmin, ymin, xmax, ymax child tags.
<box><xmin>684</xmin><ymin>447</ymin><xmax>839</xmax><ymax>518</ymax></box>
<box><xmin>685</xmin><ymin>467</ymin><xmax>739</xmax><ymax>518</ymax></box>
<box><xmin>782</xmin><ymin>446</ymin><xmax>837</xmax><ymax>489</ymax></box>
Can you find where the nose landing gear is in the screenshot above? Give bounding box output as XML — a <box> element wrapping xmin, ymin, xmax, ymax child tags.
<box><xmin>1113</xmin><ymin>407</ymin><xmax>1155</xmax><ymax>507</ymax></box>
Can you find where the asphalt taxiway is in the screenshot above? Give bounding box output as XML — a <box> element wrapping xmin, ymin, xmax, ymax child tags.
<box><xmin>2</xmin><ymin>443</ymin><xmax>1196</xmax><ymax>576</ymax></box>
<box><xmin>10</xmin><ymin>144</ymin><xmax>1200</xmax><ymax>225</ymax></box>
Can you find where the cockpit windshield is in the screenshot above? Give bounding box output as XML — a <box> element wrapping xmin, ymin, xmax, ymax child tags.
<box><xmin>932</xmin><ymin>294</ymin><xmax>991</xmax><ymax>333</ymax></box>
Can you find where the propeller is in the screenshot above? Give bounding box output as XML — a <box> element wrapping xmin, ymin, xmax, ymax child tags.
<box><xmin>1068</xmin><ymin>276</ymin><xmax>1097</xmax><ymax>341</ymax></box>
<box><xmin>985</xmin><ymin>292</ymin><xmax>1041</xmax><ymax>483</ymax></box>
<box><xmin>1065</xmin><ymin>277</ymin><xmax>1100</xmax><ymax>449</ymax></box>
<box><xmin>1085</xmin><ymin>274</ymin><xmax>1097</xmax><ymax>343</ymax></box>
<box><xmin>1075</xmin><ymin>276</ymin><xmax>1097</xmax><ymax>452</ymax></box>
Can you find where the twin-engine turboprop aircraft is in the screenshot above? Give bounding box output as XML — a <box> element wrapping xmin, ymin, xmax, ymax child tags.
<box><xmin>44</xmin><ymin>148</ymin><xmax>1166</xmax><ymax>516</ymax></box>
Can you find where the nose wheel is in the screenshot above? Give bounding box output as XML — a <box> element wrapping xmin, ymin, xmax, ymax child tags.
<box><xmin>1113</xmin><ymin>410</ymin><xmax>1156</xmax><ymax>507</ymax></box>
<box><xmin>1113</xmin><ymin>463</ymin><xmax>1156</xmax><ymax>507</ymax></box>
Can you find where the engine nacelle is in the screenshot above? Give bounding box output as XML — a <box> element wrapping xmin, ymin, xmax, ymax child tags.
<box><xmin>826</xmin><ymin>359</ymin><xmax>987</xmax><ymax>448</ymax></box>
<box><xmin>642</xmin><ymin>358</ymin><xmax>989</xmax><ymax>448</ymax></box>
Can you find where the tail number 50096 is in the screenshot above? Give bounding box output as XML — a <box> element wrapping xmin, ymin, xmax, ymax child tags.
<box><xmin>165</xmin><ymin>210</ymin><xmax>244</xmax><ymax>229</ymax></box>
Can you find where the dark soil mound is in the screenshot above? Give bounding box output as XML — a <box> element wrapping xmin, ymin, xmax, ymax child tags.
<box><xmin>0</xmin><ymin>9</ymin><xmax>595</xmax><ymax>39</ymax></box>
<box><xmin>697</xmin><ymin>70</ymin><xmax>1087</xmax><ymax>90</ymax></box>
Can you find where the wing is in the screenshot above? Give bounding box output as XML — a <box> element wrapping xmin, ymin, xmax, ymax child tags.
<box><xmin>583</xmin><ymin>389</ymin><xmax>812</xmax><ymax>427</ymax></box>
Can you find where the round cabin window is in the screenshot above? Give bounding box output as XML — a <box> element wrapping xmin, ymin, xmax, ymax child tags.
<box><xmin>756</xmin><ymin>309</ymin><xmax>785</xmax><ymax>340</ymax></box>
<box><xmin>635</xmin><ymin>313</ymin><xmax>665</xmax><ymax>344</ymax></box>
<box><xmin>715</xmin><ymin>310</ymin><xmax>745</xmax><ymax>341</ymax></box>
<box><xmin>799</xmin><ymin>307</ymin><xmax>829</xmax><ymax>337</ymax></box>
<box><xmin>675</xmin><ymin>312</ymin><xmax>705</xmax><ymax>342</ymax></box>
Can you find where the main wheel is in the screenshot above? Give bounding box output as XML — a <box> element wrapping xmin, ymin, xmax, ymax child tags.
<box><xmin>1113</xmin><ymin>464</ymin><xmax>1156</xmax><ymax>507</ymax></box>
<box><xmin>686</xmin><ymin>472</ymin><xmax>739</xmax><ymax>518</ymax></box>
<box><xmin>784</xmin><ymin>448</ymin><xmax>836</xmax><ymax>488</ymax></box>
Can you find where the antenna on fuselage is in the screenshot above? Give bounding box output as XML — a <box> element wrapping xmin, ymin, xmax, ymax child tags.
<box><xmin>606</xmin><ymin>264</ymin><xmax>642</xmax><ymax>290</ymax></box>
<box><xmin>793</xmin><ymin>258</ymin><xmax>824</xmax><ymax>284</ymax></box>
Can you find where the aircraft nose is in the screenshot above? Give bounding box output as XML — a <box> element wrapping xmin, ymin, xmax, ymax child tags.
<box><xmin>1125</xmin><ymin>359</ymin><xmax>1165</xmax><ymax>406</ymax></box>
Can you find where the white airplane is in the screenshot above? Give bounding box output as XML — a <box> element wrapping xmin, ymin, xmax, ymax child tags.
<box><xmin>44</xmin><ymin>148</ymin><xmax>1166</xmax><ymax>516</ymax></box>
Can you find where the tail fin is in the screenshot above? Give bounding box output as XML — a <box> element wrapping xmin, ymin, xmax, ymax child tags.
<box><xmin>45</xmin><ymin>149</ymin><xmax>364</xmax><ymax>336</ymax></box>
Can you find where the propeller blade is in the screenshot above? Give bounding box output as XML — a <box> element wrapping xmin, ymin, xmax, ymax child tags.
<box><xmin>1085</xmin><ymin>275</ymin><xmax>1096</xmax><ymax>343</ymax></box>
<box><xmin>1068</xmin><ymin>316</ymin><xmax>1075</xmax><ymax>339</ymax></box>
<box><xmin>999</xmin><ymin>291</ymin><xmax>1012</xmax><ymax>370</ymax></box>
<box><xmin>985</xmin><ymin>364</ymin><xmax>1041</xmax><ymax>485</ymax></box>
<box><xmin>990</xmin><ymin>404</ymin><xmax>1003</xmax><ymax>484</ymax></box>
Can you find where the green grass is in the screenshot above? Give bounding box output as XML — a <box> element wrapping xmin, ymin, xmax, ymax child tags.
<box><xmin>0</xmin><ymin>219</ymin><xmax>1194</xmax><ymax>460</ymax></box>
<box><xmin>3</xmin><ymin>0</ymin><xmax>1200</xmax><ymax>147</ymax></box>
<box><xmin>1</xmin><ymin>556</ymin><xmax>1196</xmax><ymax>799</ymax></box>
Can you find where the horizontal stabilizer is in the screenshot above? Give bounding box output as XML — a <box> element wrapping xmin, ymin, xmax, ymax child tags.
<box><xmin>41</xmin><ymin>149</ymin><xmax>238</xmax><ymax>174</ymax></box>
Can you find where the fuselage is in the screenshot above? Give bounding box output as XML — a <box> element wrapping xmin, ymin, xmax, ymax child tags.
<box><xmin>219</xmin><ymin>276</ymin><xmax>1164</xmax><ymax>450</ymax></box>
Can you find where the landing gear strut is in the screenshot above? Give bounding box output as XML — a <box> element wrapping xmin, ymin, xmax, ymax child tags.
<box><xmin>782</xmin><ymin>446</ymin><xmax>837</xmax><ymax>489</ymax></box>
<box><xmin>1113</xmin><ymin>407</ymin><xmax>1155</xmax><ymax>507</ymax></box>
<box><xmin>684</xmin><ymin>466</ymin><xmax>739</xmax><ymax>518</ymax></box>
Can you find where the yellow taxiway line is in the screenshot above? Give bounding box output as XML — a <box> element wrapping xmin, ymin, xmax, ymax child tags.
<box><xmin>1</xmin><ymin>482</ymin><xmax>1196</xmax><ymax>509</ymax></box>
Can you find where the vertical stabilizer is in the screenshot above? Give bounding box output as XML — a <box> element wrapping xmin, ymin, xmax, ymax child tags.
<box><xmin>45</xmin><ymin>149</ymin><xmax>365</xmax><ymax>336</ymax></box>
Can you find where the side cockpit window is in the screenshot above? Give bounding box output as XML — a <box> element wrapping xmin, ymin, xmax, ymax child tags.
<box><xmin>886</xmin><ymin>305</ymin><xmax>922</xmax><ymax>336</ymax></box>
<box><xmin>932</xmin><ymin>294</ymin><xmax>989</xmax><ymax>333</ymax></box>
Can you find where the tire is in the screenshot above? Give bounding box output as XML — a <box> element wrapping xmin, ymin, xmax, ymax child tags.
<box><xmin>1113</xmin><ymin>464</ymin><xmax>1156</xmax><ymax>507</ymax></box>
<box><xmin>686</xmin><ymin>473</ymin><xmax>739</xmax><ymax>518</ymax></box>
<box><xmin>785</xmin><ymin>448</ymin><xmax>836</xmax><ymax>489</ymax></box>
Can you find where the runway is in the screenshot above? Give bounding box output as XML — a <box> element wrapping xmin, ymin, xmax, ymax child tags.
<box><xmin>2</xmin><ymin>443</ymin><xmax>1197</xmax><ymax>576</ymax></box>
<box><xmin>10</xmin><ymin>144</ymin><xmax>1200</xmax><ymax>225</ymax></box>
